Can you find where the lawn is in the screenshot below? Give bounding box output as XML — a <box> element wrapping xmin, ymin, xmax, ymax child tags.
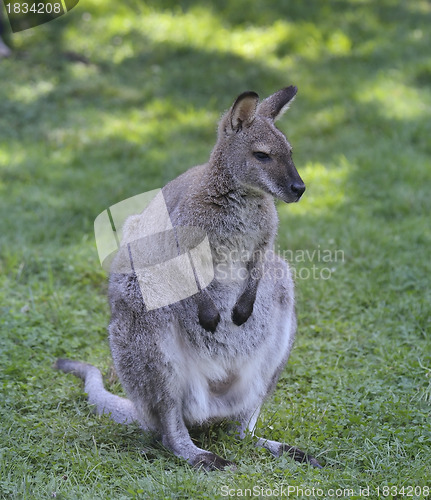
<box><xmin>1</xmin><ymin>0</ymin><xmax>431</xmax><ymax>498</ymax></box>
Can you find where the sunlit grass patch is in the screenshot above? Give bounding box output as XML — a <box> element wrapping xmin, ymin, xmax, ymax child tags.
<box><xmin>356</xmin><ymin>74</ymin><xmax>431</xmax><ymax>120</ymax></box>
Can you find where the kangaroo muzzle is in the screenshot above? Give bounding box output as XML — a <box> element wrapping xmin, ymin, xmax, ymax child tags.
<box><xmin>290</xmin><ymin>180</ymin><xmax>306</xmax><ymax>201</ymax></box>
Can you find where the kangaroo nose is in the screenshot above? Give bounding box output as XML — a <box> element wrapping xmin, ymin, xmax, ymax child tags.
<box><xmin>290</xmin><ymin>182</ymin><xmax>306</xmax><ymax>198</ymax></box>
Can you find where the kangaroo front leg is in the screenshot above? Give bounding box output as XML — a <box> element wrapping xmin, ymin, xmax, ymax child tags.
<box><xmin>197</xmin><ymin>289</ymin><xmax>220</xmax><ymax>332</ymax></box>
<box><xmin>160</xmin><ymin>410</ymin><xmax>233</xmax><ymax>471</ymax></box>
<box><xmin>232</xmin><ymin>261</ymin><xmax>261</xmax><ymax>326</ymax></box>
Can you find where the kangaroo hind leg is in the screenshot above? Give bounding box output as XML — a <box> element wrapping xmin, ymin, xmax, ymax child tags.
<box><xmin>157</xmin><ymin>406</ymin><xmax>235</xmax><ymax>471</ymax></box>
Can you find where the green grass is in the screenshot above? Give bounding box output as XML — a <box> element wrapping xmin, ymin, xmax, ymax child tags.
<box><xmin>1</xmin><ymin>0</ymin><xmax>431</xmax><ymax>498</ymax></box>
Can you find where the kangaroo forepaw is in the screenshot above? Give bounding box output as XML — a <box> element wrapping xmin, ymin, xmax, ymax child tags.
<box><xmin>191</xmin><ymin>452</ymin><xmax>236</xmax><ymax>471</ymax></box>
<box><xmin>198</xmin><ymin>302</ymin><xmax>220</xmax><ymax>333</ymax></box>
<box><xmin>232</xmin><ymin>299</ymin><xmax>254</xmax><ymax>326</ymax></box>
<box><xmin>280</xmin><ymin>444</ymin><xmax>323</xmax><ymax>469</ymax></box>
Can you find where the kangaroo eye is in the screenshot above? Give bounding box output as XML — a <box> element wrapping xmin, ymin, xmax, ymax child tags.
<box><xmin>253</xmin><ymin>151</ymin><xmax>271</xmax><ymax>162</ymax></box>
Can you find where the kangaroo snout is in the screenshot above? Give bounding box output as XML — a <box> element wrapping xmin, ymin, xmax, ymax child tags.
<box><xmin>290</xmin><ymin>181</ymin><xmax>306</xmax><ymax>200</ymax></box>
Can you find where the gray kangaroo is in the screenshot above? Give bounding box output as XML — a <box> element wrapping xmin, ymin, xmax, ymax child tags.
<box><xmin>55</xmin><ymin>86</ymin><xmax>322</xmax><ymax>470</ymax></box>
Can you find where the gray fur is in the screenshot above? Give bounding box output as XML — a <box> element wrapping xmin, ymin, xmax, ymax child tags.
<box><xmin>55</xmin><ymin>87</ymin><xmax>322</xmax><ymax>470</ymax></box>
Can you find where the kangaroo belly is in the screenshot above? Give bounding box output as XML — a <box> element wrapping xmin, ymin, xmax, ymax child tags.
<box><xmin>180</xmin><ymin>312</ymin><xmax>295</xmax><ymax>426</ymax></box>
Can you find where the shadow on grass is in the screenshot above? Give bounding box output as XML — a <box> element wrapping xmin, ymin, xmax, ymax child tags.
<box><xmin>1</xmin><ymin>0</ymin><xmax>430</xmax><ymax>310</ymax></box>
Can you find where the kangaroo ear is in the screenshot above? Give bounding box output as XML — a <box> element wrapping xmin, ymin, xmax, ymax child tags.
<box><xmin>257</xmin><ymin>86</ymin><xmax>297</xmax><ymax>121</ymax></box>
<box><xmin>230</xmin><ymin>91</ymin><xmax>259</xmax><ymax>132</ymax></box>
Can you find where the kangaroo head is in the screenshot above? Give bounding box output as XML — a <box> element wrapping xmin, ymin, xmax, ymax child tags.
<box><xmin>216</xmin><ymin>86</ymin><xmax>305</xmax><ymax>203</ymax></box>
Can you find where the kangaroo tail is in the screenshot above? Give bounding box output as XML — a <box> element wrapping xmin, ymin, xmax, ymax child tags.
<box><xmin>54</xmin><ymin>358</ymin><xmax>139</xmax><ymax>425</ymax></box>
